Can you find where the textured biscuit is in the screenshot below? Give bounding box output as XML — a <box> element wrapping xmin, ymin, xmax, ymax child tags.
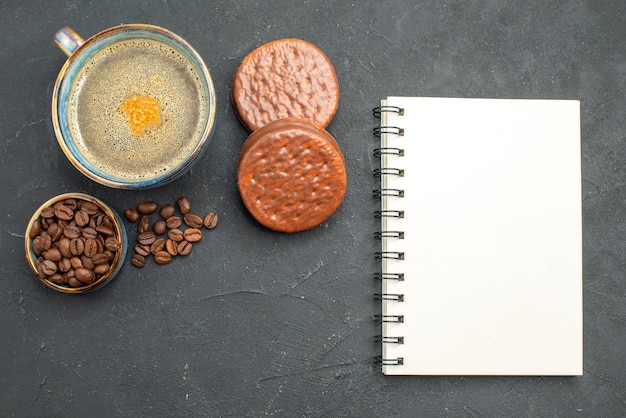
<box><xmin>231</xmin><ymin>38</ymin><xmax>340</xmax><ymax>132</ymax></box>
<box><xmin>237</xmin><ymin>119</ymin><xmax>347</xmax><ymax>233</ymax></box>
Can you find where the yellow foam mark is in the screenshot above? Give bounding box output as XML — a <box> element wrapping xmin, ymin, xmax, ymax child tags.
<box><xmin>122</xmin><ymin>95</ymin><xmax>161</xmax><ymax>136</ymax></box>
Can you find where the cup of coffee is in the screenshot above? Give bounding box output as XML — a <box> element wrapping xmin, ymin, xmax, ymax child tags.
<box><xmin>52</xmin><ymin>24</ymin><xmax>216</xmax><ymax>188</ymax></box>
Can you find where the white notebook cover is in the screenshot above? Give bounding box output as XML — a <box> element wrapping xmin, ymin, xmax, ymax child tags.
<box><xmin>378</xmin><ymin>97</ymin><xmax>583</xmax><ymax>375</ymax></box>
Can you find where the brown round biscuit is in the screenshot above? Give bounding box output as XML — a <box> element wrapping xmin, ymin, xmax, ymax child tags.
<box><xmin>237</xmin><ymin>119</ymin><xmax>347</xmax><ymax>233</ymax></box>
<box><xmin>231</xmin><ymin>38</ymin><xmax>340</xmax><ymax>132</ymax></box>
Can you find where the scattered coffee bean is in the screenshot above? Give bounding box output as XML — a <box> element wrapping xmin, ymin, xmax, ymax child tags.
<box><xmin>165</xmin><ymin>239</ymin><xmax>178</xmax><ymax>256</ymax></box>
<box><xmin>153</xmin><ymin>219</ymin><xmax>167</xmax><ymax>235</ymax></box>
<box><xmin>177</xmin><ymin>196</ymin><xmax>192</xmax><ymax>215</ymax></box>
<box><xmin>138</xmin><ymin>215</ymin><xmax>150</xmax><ymax>234</ymax></box>
<box><xmin>154</xmin><ymin>251</ymin><xmax>172</xmax><ymax>265</ymax></box>
<box><xmin>165</xmin><ymin>216</ymin><xmax>182</xmax><ymax>229</ymax></box>
<box><xmin>184</xmin><ymin>213</ymin><xmax>204</xmax><ymax>229</ymax></box>
<box><xmin>125</xmin><ymin>197</ymin><xmax>218</xmax><ymax>268</ymax></box>
<box><xmin>125</xmin><ymin>208</ymin><xmax>140</xmax><ymax>222</ymax></box>
<box><xmin>138</xmin><ymin>231</ymin><xmax>156</xmax><ymax>246</ymax></box>
<box><xmin>137</xmin><ymin>201</ymin><xmax>158</xmax><ymax>215</ymax></box>
<box><xmin>203</xmin><ymin>212</ymin><xmax>218</xmax><ymax>229</ymax></box>
<box><xmin>183</xmin><ymin>228</ymin><xmax>202</xmax><ymax>242</ymax></box>
<box><xmin>160</xmin><ymin>204</ymin><xmax>176</xmax><ymax>219</ymax></box>
<box><xmin>131</xmin><ymin>253</ymin><xmax>146</xmax><ymax>268</ymax></box>
<box><xmin>134</xmin><ymin>244</ymin><xmax>151</xmax><ymax>257</ymax></box>
<box><xmin>150</xmin><ymin>238</ymin><xmax>166</xmax><ymax>255</ymax></box>
<box><xmin>177</xmin><ymin>240</ymin><xmax>193</xmax><ymax>256</ymax></box>
<box><xmin>168</xmin><ymin>228</ymin><xmax>184</xmax><ymax>242</ymax></box>
<box><xmin>29</xmin><ymin>197</ymin><xmax>122</xmax><ymax>288</ymax></box>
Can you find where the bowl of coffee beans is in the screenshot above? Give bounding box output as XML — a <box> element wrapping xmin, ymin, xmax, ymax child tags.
<box><xmin>24</xmin><ymin>193</ymin><xmax>128</xmax><ymax>293</ymax></box>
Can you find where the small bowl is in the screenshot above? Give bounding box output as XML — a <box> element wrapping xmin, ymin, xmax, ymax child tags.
<box><xmin>25</xmin><ymin>193</ymin><xmax>128</xmax><ymax>293</ymax></box>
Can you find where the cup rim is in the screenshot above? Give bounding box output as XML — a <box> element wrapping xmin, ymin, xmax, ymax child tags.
<box><xmin>25</xmin><ymin>193</ymin><xmax>127</xmax><ymax>293</ymax></box>
<box><xmin>51</xmin><ymin>24</ymin><xmax>217</xmax><ymax>189</ymax></box>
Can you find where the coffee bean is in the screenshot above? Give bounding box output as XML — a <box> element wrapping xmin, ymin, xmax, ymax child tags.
<box><xmin>165</xmin><ymin>239</ymin><xmax>178</xmax><ymax>256</ymax></box>
<box><xmin>40</xmin><ymin>207</ymin><xmax>56</xmax><ymax>218</ymax></box>
<box><xmin>68</xmin><ymin>277</ymin><xmax>83</xmax><ymax>287</ymax></box>
<box><xmin>95</xmin><ymin>225</ymin><xmax>114</xmax><ymax>236</ymax></box>
<box><xmin>43</xmin><ymin>247</ymin><xmax>63</xmax><ymax>262</ymax></box>
<box><xmin>39</xmin><ymin>259</ymin><xmax>57</xmax><ymax>276</ymax></box>
<box><xmin>63</xmin><ymin>225</ymin><xmax>81</xmax><ymax>239</ymax></box>
<box><xmin>138</xmin><ymin>231</ymin><xmax>156</xmax><ymax>245</ymax></box>
<box><xmin>64</xmin><ymin>199</ymin><xmax>78</xmax><ymax>211</ymax></box>
<box><xmin>184</xmin><ymin>213</ymin><xmax>204</xmax><ymax>229</ymax></box>
<box><xmin>80</xmin><ymin>255</ymin><xmax>95</xmax><ymax>270</ymax></box>
<box><xmin>48</xmin><ymin>273</ymin><xmax>66</xmax><ymax>284</ymax></box>
<box><xmin>81</xmin><ymin>201</ymin><xmax>100</xmax><ymax>215</ymax></box>
<box><xmin>54</xmin><ymin>205</ymin><xmax>74</xmax><ymax>221</ymax></box>
<box><xmin>59</xmin><ymin>237</ymin><xmax>72</xmax><ymax>258</ymax></box>
<box><xmin>125</xmin><ymin>208</ymin><xmax>140</xmax><ymax>223</ymax></box>
<box><xmin>184</xmin><ymin>228</ymin><xmax>202</xmax><ymax>242</ymax></box>
<box><xmin>160</xmin><ymin>204</ymin><xmax>176</xmax><ymax>219</ymax></box>
<box><xmin>165</xmin><ymin>216</ymin><xmax>182</xmax><ymax>229</ymax></box>
<box><xmin>203</xmin><ymin>212</ymin><xmax>218</xmax><ymax>229</ymax></box>
<box><xmin>30</xmin><ymin>219</ymin><xmax>42</xmax><ymax>239</ymax></box>
<box><xmin>177</xmin><ymin>196</ymin><xmax>192</xmax><ymax>215</ymax></box>
<box><xmin>137</xmin><ymin>201</ymin><xmax>158</xmax><ymax>215</ymax></box>
<box><xmin>58</xmin><ymin>258</ymin><xmax>72</xmax><ymax>273</ymax></box>
<box><xmin>153</xmin><ymin>219</ymin><xmax>167</xmax><ymax>235</ymax></box>
<box><xmin>177</xmin><ymin>240</ymin><xmax>193</xmax><ymax>256</ymax></box>
<box><xmin>150</xmin><ymin>238</ymin><xmax>166</xmax><ymax>255</ymax></box>
<box><xmin>94</xmin><ymin>263</ymin><xmax>111</xmax><ymax>275</ymax></box>
<box><xmin>70</xmin><ymin>256</ymin><xmax>83</xmax><ymax>269</ymax></box>
<box><xmin>105</xmin><ymin>237</ymin><xmax>121</xmax><ymax>252</ymax></box>
<box><xmin>75</xmin><ymin>268</ymin><xmax>95</xmax><ymax>284</ymax></box>
<box><xmin>168</xmin><ymin>228</ymin><xmax>184</xmax><ymax>242</ymax></box>
<box><xmin>82</xmin><ymin>227</ymin><xmax>98</xmax><ymax>240</ymax></box>
<box><xmin>92</xmin><ymin>253</ymin><xmax>110</xmax><ymax>265</ymax></box>
<box><xmin>83</xmin><ymin>238</ymin><xmax>98</xmax><ymax>257</ymax></box>
<box><xmin>131</xmin><ymin>253</ymin><xmax>146</xmax><ymax>268</ymax></box>
<box><xmin>33</xmin><ymin>234</ymin><xmax>52</xmax><ymax>252</ymax></box>
<box><xmin>138</xmin><ymin>215</ymin><xmax>150</xmax><ymax>233</ymax></box>
<box><xmin>69</xmin><ymin>238</ymin><xmax>85</xmax><ymax>256</ymax></box>
<box><xmin>134</xmin><ymin>244</ymin><xmax>151</xmax><ymax>257</ymax></box>
<box><xmin>47</xmin><ymin>223</ymin><xmax>64</xmax><ymax>242</ymax></box>
<box><xmin>75</xmin><ymin>210</ymin><xmax>90</xmax><ymax>226</ymax></box>
<box><xmin>154</xmin><ymin>251</ymin><xmax>172</xmax><ymax>265</ymax></box>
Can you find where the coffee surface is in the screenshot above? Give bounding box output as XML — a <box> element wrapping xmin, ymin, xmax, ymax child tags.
<box><xmin>67</xmin><ymin>38</ymin><xmax>208</xmax><ymax>181</ymax></box>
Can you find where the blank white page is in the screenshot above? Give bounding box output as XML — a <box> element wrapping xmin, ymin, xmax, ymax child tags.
<box><xmin>380</xmin><ymin>97</ymin><xmax>582</xmax><ymax>375</ymax></box>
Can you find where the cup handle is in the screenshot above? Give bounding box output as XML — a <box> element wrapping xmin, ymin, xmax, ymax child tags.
<box><xmin>54</xmin><ymin>27</ymin><xmax>84</xmax><ymax>57</ymax></box>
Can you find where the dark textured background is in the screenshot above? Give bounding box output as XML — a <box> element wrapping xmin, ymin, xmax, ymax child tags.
<box><xmin>1</xmin><ymin>1</ymin><xmax>624</xmax><ymax>416</ymax></box>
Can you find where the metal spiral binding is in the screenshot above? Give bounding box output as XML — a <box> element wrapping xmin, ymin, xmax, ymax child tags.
<box><xmin>373</xmin><ymin>231</ymin><xmax>404</xmax><ymax>239</ymax></box>
<box><xmin>372</xmin><ymin>188</ymin><xmax>404</xmax><ymax>198</ymax></box>
<box><xmin>374</xmin><ymin>210</ymin><xmax>404</xmax><ymax>218</ymax></box>
<box><xmin>373</xmin><ymin>167</ymin><xmax>404</xmax><ymax>177</ymax></box>
<box><xmin>374</xmin><ymin>356</ymin><xmax>404</xmax><ymax>366</ymax></box>
<box><xmin>373</xmin><ymin>314</ymin><xmax>404</xmax><ymax>323</ymax></box>
<box><xmin>374</xmin><ymin>293</ymin><xmax>405</xmax><ymax>302</ymax></box>
<box><xmin>375</xmin><ymin>335</ymin><xmax>405</xmax><ymax>344</ymax></box>
<box><xmin>374</xmin><ymin>272</ymin><xmax>404</xmax><ymax>281</ymax></box>
<box><xmin>373</xmin><ymin>104</ymin><xmax>406</xmax><ymax>368</ymax></box>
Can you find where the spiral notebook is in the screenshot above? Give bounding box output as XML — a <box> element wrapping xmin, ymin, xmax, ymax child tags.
<box><xmin>374</xmin><ymin>96</ymin><xmax>583</xmax><ymax>376</ymax></box>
